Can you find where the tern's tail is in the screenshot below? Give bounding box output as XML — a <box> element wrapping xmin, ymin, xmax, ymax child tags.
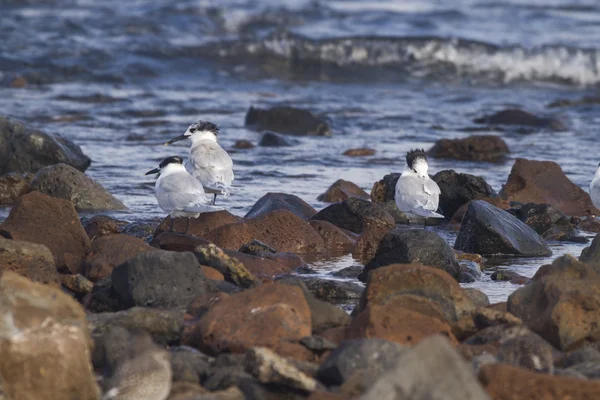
<box><xmin>410</xmin><ymin>207</ymin><xmax>445</xmax><ymax>219</ymax></box>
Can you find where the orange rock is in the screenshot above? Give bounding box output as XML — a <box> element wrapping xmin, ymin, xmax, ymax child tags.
<box><xmin>317</xmin><ymin>179</ymin><xmax>370</xmax><ymax>202</ymax></box>
<box><xmin>153</xmin><ymin>210</ymin><xmax>241</xmax><ymax>238</ymax></box>
<box><xmin>342</xmin><ymin>148</ymin><xmax>375</xmax><ymax>157</ymax></box>
<box><xmin>309</xmin><ymin>220</ymin><xmax>356</xmax><ymax>253</ymax></box>
<box><xmin>201</xmin><ymin>266</ymin><xmax>224</xmax><ymax>280</ymax></box>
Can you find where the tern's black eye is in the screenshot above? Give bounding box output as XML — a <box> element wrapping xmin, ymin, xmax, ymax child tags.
<box><xmin>189</xmin><ymin>128</ymin><xmax>196</xmax><ymax>133</ymax></box>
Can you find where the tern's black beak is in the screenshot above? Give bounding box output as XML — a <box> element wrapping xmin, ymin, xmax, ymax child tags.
<box><xmin>164</xmin><ymin>134</ymin><xmax>189</xmax><ymax>146</ymax></box>
<box><xmin>145</xmin><ymin>168</ymin><xmax>160</xmax><ymax>175</ymax></box>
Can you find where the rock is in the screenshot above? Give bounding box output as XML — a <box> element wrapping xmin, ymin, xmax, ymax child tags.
<box><xmin>429</xmin><ymin>135</ymin><xmax>509</xmax><ymax>162</ymax></box>
<box><xmin>432</xmin><ymin>170</ymin><xmax>497</xmax><ymax>219</ymax></box>
<box><xmin>184</xmin><ymin>284</ymin><xmax>311</xmax><ymax>357</ymax></box>
<box><xmin>507</xmin><ymin>254</ymin><xmax>600</xmax><ymax>350</ymax></box>
<box><xmin>580</xmin><ymin>233</ymin><xmax>600</xmax><ymax>272</ymax></box>
<box><xmin>370</xmin><ymin>173</ymin><xmax>400</xmax><ymax>203</ymax></box>
<box><xmin>557</xmin><ymin>346</ymin><xmax>600</xmax><ymax>368</ymax></box>
<box><xmin>238</xmin><ymin>240</ymin><xmax>276</xmax><ymax>255</ymax></box>
<box><xmin>317</xmin><ymin>179</ymin><xmax>370</xmax><ymax>203</ymax></box>
<box><xmin>0</xmin><ymin>172</ymin><xmax>33</xmax><ymax>205</ymax></box>
<box><xmin>0</xmin><ymin>271</ymin><xmax>99</xmax><ymax>400</ymax></box>
<box><xmin>473</xmin><ymin>108</ymin><xmax>566</xmax><ymax>130</ymax></box>
<box><xmin>233</xmin><ymin>139</ymin><xmax>255</xmax><ymax>149</ymax></box>
<box><xmin>194</xmin><ymin>243</ymin><xmax>261</xmax><ymax>288</ymax></box>
<box><xmin>480</xmin><ymin>363</ymin><xmax>600</xmax><ymax>399</ymax></box>
<box><xmin>60</xmin><ymin>274</ymin><xmax>94</xmax><ymax>298</ymax></box>
<box><xmin>511</xmin><ymin>203</ymin><xmax>586</xmax><ymax>242</ymax></box>
<box><xmin>83</xmin><ymin>215</ymin><xmax>127</xmax><ymax>239</ymax></box>
<box><xmin>245</xmin><ymin>106</ymin><xmax>331</xmax><ymax>136</ymax></box>
<box><xmin>497</xmin><ymin>334</ymin><xmax>555</xmax><ymax>374</ymax></box>
<box><xmin>299</xmin><ymin>336</ymin><xmax>338</xmax><ymax>353</ymax></box>
<box><xmin>499</xmin><ymin>158</ymin><xmax>599</xmax><ymax>216</ymax></box>
<box><xmin>85</xmin><ymin>234</ymin><xmax>156</xmax><ymax>281</ymax></box>
<box><xmin>458</xmin><ymin>259</ymin><xmax>483</xmax><ymax>283</ymax></box>
<box><xmin>245</xmin><ymin>192</ymin><xmax>317</xmax><ymax>220</ymax></box>
<box><xmin>258</xmin><ymin>131</ymin><xmax>294</xmax><ymax>147</ymax></box>
<box><xmin>205</xmin><ymin>210</ymin><xmax>326</xmax><ymax>254</ymax></box>
<box><xmin>308</xmin><ymin>220</ymin><xmax>356</xmax><ymax>253</ymax></box>
<box><xmin>170</xmin><ymin>346</ymin><xmax>212</xmax><ymax>384</ymax></box>
<box><xmin>295</xmin><ymin>276</ymin><xmax>363</xmax><ymax>303</ymax></box>
<box><xmin>454</xmin><ymin>200</ymin><xmax>552</xmax><ymax>256</ymax></box>
<box><xmin>548</xmin><ymin>96</ymin><xmax>600</xmax><ymax>108</ymax></box>
<box><xmin>491</xmin><ymin>270</ymin><xmax>529</xmax><ymax>285</ymax></box>
<box><xmin>377</xmin><ymin>200</ymin><xmax>410</xmax><ymax>224</ymax></box>
<box><xmin>361</xmin><ymin>335</ymin><xmax>490</xmax><ymax>400</ymax></box>
<box><xmin>577</xmin><ymin>217</ymin><xmax>600</xmax><ymax>233</ymax></box>
<box><xmin>342</xmin><ymin>148</ymin><xmax>375</xmax><ymax>157</ymax></box>
<box><xmin>244</xmin><ymin>347</ymin><xmax>318</xmax><ymax>391</ymax></box>
<box><xmin>351</xmin><ymin>225</ymin><xmax>391</xmax><ymax>263</ymax></box>
<box><xmin>112</xmin><ymin>250</ymin><xmax>213</xmax><ymax>310</ymax></box>
<box><xmin>317</xmin><ymin>339</ymin><xmax>408</xmax><ymax>387</ymax></box>
<box><xmin>154</xmin><ymin>210</ymin><xmax>242</xmax><ymax>239</ymax></box>
<box><xmin>0</xmin><ymin>116</ymin><xmax>91</xmax><ymax>175</ymax></box>
<box><xmin>121</xmin><ymin>219</ymin><xmax>161</xmax><ymax>241</ymax></box>
<box><xmin>464</xmin><ymin>288</ymin><xmax>490</xmax><ymax>307</ymax></box>
<box><xmin>30</xmin><ymin>163</ymin><xmax>125</xmax><ymax>211</ymax></box>
<box><xmin>311</xmin><ymin>198</ymin><xmax>395</xmax><ymax>234</ymax></box>
<box><xmin>0</xmin><ymin>237</ymin><xmax>60</xmax><ymax>286</ymax></box>
<box><xmin>359</xmin><ymin>229</ymin><xmax>460</xmax><ymax>281</ymax></box>
<box><xmin>0</xmin><ymin>191</ymin><xmax>91</xmax><ymax>273</ymax></box>
<box><xmin>331</xmin><ymin>265</ymin><xmax>363</xmax><ymax>278</ymax></box>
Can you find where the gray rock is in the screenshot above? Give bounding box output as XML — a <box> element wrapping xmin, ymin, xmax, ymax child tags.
<box><xmin>258</xmin><ymin>131</ymin><xmax>294</xmax><ymax>147</ymax></box>
<box><xmin>359</xmin><ymin>228</ymin><xmax>460</xmax><ymax>282</ymax></box>
<box><xmin>170</xmin><ymin>346</ymin><xmax>212</xmax><ymax>384</ymax></box>
<box><xmin>580</xmin><ymin>233</ymin><xmax>600</xmax><ymax>272</ymax></box>
<box><xmin>454</xmin><ymin>200</ymin><xmax>552</xmax><ymax>256</ymax></box>
<box><xmin>497</xmin><ymin>334</ymin><xmax>555</xmax><ymax>374</ymax></box>
<box><xmin>244</xmin><ymin>192</ymin><xmax>316</xmax><ymax>219</ymax></box>
<box><xmin>564</xmin><ymin>361</ymin><xmax>600</xmax><ymax>380</ymax></box>
<box><xmin>557</xmin><ymin>346</ymin><xmax>600</xmax><ymax>368</ymax></box>
<box><xmin>296</xmin><ymin>276</ymin><xmax>363</xmax><ymax>302</ymax></box>
<box><xmin>511</xmin><ymin>203</ymin><xmax>586</xmax><ymax>243</ymax></box>
<box><xmin>330</xmin><ymin>265</ymin><xmax>363</xmax><ymax>278</ymax></box>
<box><xmin>311</xmin><ymin>197</ymin><xmax>395</xmax><ymax>234</ymax></box>
<box><xmin>30</xmin><ymin>163</ymin><xmax>125</xmax><ymax>211</ymax></box>
<box><xmin>473</xmin><ymin>108</ymin><xmax>566</xmax><ymax>131</ymax></box>
<box><xmin>0</xmin><ymin>116</ymin><xmax>91</xmax><ymax>175</ymax></box>
<box><xmin>432</xmin><ymin>170</ymin><xmax>497</xmax><ymax>219</ymax></box>
<box><xmin>0</xmin><ymin>172</ymin><xmax>33</xmax><ymax>205</ymax></box>
<box><xmin>464</xmin><ymin>288</ymin><xmax>490</xmax><ymax>307</ymax></box>
<box><xmin>300</xmin><ymin>336</ymin><xmax>337</xmax><ymax>353</ymax></box>
<box><xmin>111</xmin><ymin>251</ymin><xmax>213</xmax><ymax>309</ymax></box>
<box><xmin>245</xmin><ymin>106</ymin><xmax>331</xmax><ymax>136</ymax></box>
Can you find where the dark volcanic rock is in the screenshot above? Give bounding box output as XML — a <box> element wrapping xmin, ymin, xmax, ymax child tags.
<box><xmin>580</xmin><ymin>233</ymin><xmax>600</xmax><ymax>272</ymax></box>
<box><xmin>317</xmin><ymin>179</ymin><xmax>370</xmax><ymax>203</ymax></box>
<box><xmin>454</xmin><ymin>200</ymin><xmax>552</xmax><ymax>257</ymax></box>
<box><xmin>30</xmin><ymin>163</ymin><xmax>125</xmax><ymax>211</ymax></box>
<box><xmin>511</xmin><ymin>203</ymin><xmax>586</xmax><ymax>243</ymax></box>
<box><xmin>473</xmin><ymin>108</ymin><xmax>566</xmax><ymax>131</ymax></box>
<box><xmin>0</xmin><ymin>172</ymin><xmax>33</xmax><ymax>205</ymax></box>
<box><xmin>370</xmin><ymin>173</ymin><xmax>400</xmax><ymax>203</ymax></box>
<box><xmin>359</xmin><ymin>229</ymin><xmax>460</xmax><ymax>281</ymax></box>
<box><xmin>258</xmin><ymin>131</ymin><xmax>294</xmax><ymax>147</ymax></box>
<box><xmin>499</xmin><ymin>158</ymin><xmax>599</xmax><ymax>216</ymax></box>
<box><xmin>233</xmin><ymin>139</ymin><xmax>255</xmax><ymax>149</ymax></box>
<box><xmin>330</xmin><ymin>265</ymin><xmax>363</xmax><ymax>278</ymax></box>
<box><xmin>296</xmin><ymin>276</ymin><xmax>363</xmax><ymax>302</ymax></box>
<box><xmin>428</xmin><ymin>135</ymin><xmax>509</xmax><ymax>162</ymax></box>
<box><xmin>0</xmin><ymin>116</ymin><xmax>91</xmax><ymax>175</ymax></box>
<box><xmin>245</xmin><ymin>106</ymin><xmax>331</xmax><ymax>136</ymax></box>
<box><xmin>311</xmin><ymin>197</ymin><xmax>395</xmax><ymax>234</ymax></box>
<box><xmin>548</xmin><ymin>96</ymin><xmax>600</xmax><ymax>108</ymax></box>
<box><xmin>432</xmin><ymin>170</ymin><xmax>497</xmax><ymax>219</ymax></box>
<box><xmin>342</xmin><ymin>148</ymin><xmax>375</xmax><ymax>157</ymax></box>
<box><xmin>245</xmin><ymin>192</ymin><xmax>317</xmax><ymax>219</ymax></box>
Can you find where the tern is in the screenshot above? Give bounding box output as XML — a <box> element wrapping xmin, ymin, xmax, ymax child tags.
<box><xmin>590</xmin><ymin>162</ymin><xmax>600</xmax><ymax>212</ymax></box>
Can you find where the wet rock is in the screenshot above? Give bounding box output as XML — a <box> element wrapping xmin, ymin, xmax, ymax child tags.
<box><xmin>359</xmin><ymin>229</ymin><xmax>460</xmax><ymax>281</ymax></box>
<box><xmin>244</xmin><ymin>347</ymin><xmax>318</xmax><ymax>391</ymax></box>
<box><xmin>233</xmin><ymin>139</ymin><xmax>255</xmax><ymax>149</ymax></box>
<box><xmin>311</xmin><ymin>197</ymin><xmax>394</xmax><ymax>234</ymax></box>
<box><xmin>85</xmin><ymin>234</ymin><xmax>156</xmax><ymax>281</ymax></box>
<box><xmin>308</xmin><ymin>220</ymin><xmax>356</xmax><ymax>253</ymax></box>
<box><xmin>121</xmin><ymin>218</ymin><xmax>161</xmax><ymax>241</ymax></box>
<box><xmin>351</xmin><ymin>225</ymin><xmax>390</xmax><ymax>263</ymax></box>
<box><xmin>497</xmin><ymin>334</ymin><xmax>555</xmax><ymax>374</ymax></box>
<box><xmin>30</xmin><ymin>163</ymin><xmax>126</xmax><ymax>211</ymax></box>
<box><xmin>454</xmin><ymin>200</ymin><xmax>552</xmax><ymax>256</ymax></box>
<box><xmin>0</xmin><ymin>191</ymin><xmax>91</xmax><ymax>273</ymax></box>
<box><xmin>500</xmin><ymin>158</ymin><xmax>599</xmax><ymax>216</ymax></box>
<box><xmin>194</xmin><ymin>243</ymin><xmax>261</xmax><ymax>288</ymax></box>
<box><xmin>564</xmin><ymin>362</ymin><xmax>600</xmax><ymax>380</ymax></box>
<box><xmin>432</xmin><ymin>170</ymin><xmax>497</xmax><ymax>219</ymax></box>
<box><xmin>0</xmin><ymin>172</ymin><xmax>33</xmax><ymax>205</ymax></box>
<box><xmin>205</xmin><ymin>210</ymin><xmax>326</xmax><ymax>254</ymax></box>
<box><xmin>170</xmin><ymin>346</ymin><xmax>212</xmax><ymax>385</ymax></box>
<box><xmin>245</xmin><ymin>192</ymin><xmax>317</xmax><ymax>219</ymax></box>
<box><xmin>83</xmin><ymin>215</ymin><xmax>128</xmax><ymax>240</ymax></box>
<box><xmin>61</xmin><ymin>274</ymin><xmax>94</xmax><ymax>298</ymax></box>
<box><xmin>238</xmin><ymin>239</ymin><xmax>276</xmax><ymax>255</ymax></box>
<box><xmin>511</xmin><ymin>202</ymin><xmax>587</xmax><ymax>242</ymax></box>
<box><xmin>0</xmin><ymin>237</ymin><xmax>60</xmax><ymax>286</ymax></box>
<box><xmin>458</xmin><ymin>259</ymin><xmax>483</xmax><ymax>283</ymax></box>
<box><xmin>491</xmin><ymin>270</ymin><xmax>529</xmax><ymax>285</ymax></box>
<box><xmin>154</xmin><ymin>210</ymin><xmax>241</xmax><ymax>239</ymax></box>
<box><xmin>0</xmin><ymin>271</ymin><xmax>99</xmax><ymax>400</ymax></box>
<box><xmin>464</xmin><ymin>288</ymin><xmax>490</xmax><ymax>307</ymax></box>
<box><xmin>317</xmin><ymin>179</ymin><xmax>369</xmax><ymax>203</ymax></box>
<box><xmin>557</xmin><ymin>346</ymin><xmax>600</xmax><ymax>368</ymax></box>
<box><xmin>377</xmin><ymin>200</ymin><xmax>410</xmax><ymax>224</ymax></box>
<box><xmin>473</xmin><ymin>108</ymin><xmax>566</xmax><ymax>130</ymax></box>
<box><xmin>507</xmin><ymin>254</ymin><xmax>600</xmax><ymax>350</ymax></box>
<box><xmin>580</xmin><ymin>233</ymin><xmax>600</xmax><ymax>272</ymax></box>
<box><xmin>112</xmin><ymin>250</ymin><xmax>213</xmax><ymax>310</ymax></box>
<box><xmin>299</xmin><ymin>336</ymin><xmax>337</xmax><ymax>353</ymax></box>
<box><xmin>184</xmin><ymin>284</ymin><xmax>311</xmax><ymax>357</ymax></box>
<box><xmin>342</xmin><ymin>148</ymin><xmax>375</xmax><ymax>157</ymax></box>
<box><xmin>245</xmin><ymin>106</ymin><xmax>331</xmax><ymax>136</ymax></box>
<box><xmin>361</xmin><ymin>335</ymin><xmax>489</xmax><ymax>400</ymax></box>
<box><xmin>258</xmin><ymin>130</ymin><xmax>294</xmax><ymax>147</ymax></box>
<box><xmin>548</xmin><ymin>96</ymin><xmax>600</xmax><ymax>108</ymax></box>
<box><xmin>330</xmin><ymin>265</ymin><xmax>363</xmax><ymax>278</ymax></box>
<box><xmin>370</xmin><ymin>173</ymin><xmax>400</xmax><ymax>203</ymax></box>
<box><xmin>577</xmin><ymin>216</ymin><xmax>600</xmax><ymax>233</ymax></box>
<box><xmin>429</xmin><ymin>135</ymin><xmax>509</xmax><ymax>162</ymax></box>
<box><xmin>295</xmin><ymin>276</ymin><xmax>363</xmax><ymax>303</ymax></box>
<box><xmin>0</xmin><ymin>116</ymin><xmax>91</xmax><ymax>175</ymax></box>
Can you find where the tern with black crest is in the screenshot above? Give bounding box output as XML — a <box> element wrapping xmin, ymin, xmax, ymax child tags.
<box><xmin>164</xmin><ymin>120</ymin><xmax>234</xmax><ymax>205</ymax></box>
<box><xmin>145</xmin><ymin>156</ymin><xmax>223</xmax><ymax>233</ymax></box>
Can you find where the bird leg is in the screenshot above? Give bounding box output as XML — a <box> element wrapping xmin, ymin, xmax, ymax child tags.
<box><xmin>185</xmin><ymin>218</ymin><xmax>190</xmax><ymax>234</ymax></box>
<box><xmin>212</xmin><ymin>193</ymin><xmax>218</xmax><ymax>205</ymax></box>
<box><xmin>169</xmin><ymin>217</ymin><xmax>174</xmax><ymax>232</ymax></box>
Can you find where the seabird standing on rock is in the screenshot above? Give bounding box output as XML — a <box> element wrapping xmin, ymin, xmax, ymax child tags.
<box><xmin>164</xmin><ymin>120</ymin><xmax>234</xmax><ymax>205</ymax></box>
<box><xmin>590</xmin><ymin>162</ymin><xmax>600</xmax><ymax>211</ymax></box>
<box><xmin>145</xmin><ymin>156</ymin><xmax>223</xmax><ymax>233</ymax></box>
<box><xmin>395</xmin><ymin>148</ymin><xmax>445</xmax><ymax>223</ymax></box>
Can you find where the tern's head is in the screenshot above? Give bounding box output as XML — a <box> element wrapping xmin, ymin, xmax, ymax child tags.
<box><xmin>164</xmin><ymin>120</ymin><xmax>219</xmax><ymax>146</ymax></box>
<box><xmin>145</xmin><ymin>155</ymin><xmax>184</xmax><ymax>176</ymax></box>
<box><xmin>406</xmin><ymin>148</ymin><xmax>428</xmax><ymax>177</ymax></box>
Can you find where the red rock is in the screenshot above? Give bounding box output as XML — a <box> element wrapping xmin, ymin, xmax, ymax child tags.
<box><xmin>342</xmin><ymin>148</ymin><xmax>375</xmax><ymax>157</ymax></box>
<box><xmin>499</xmin><ymin>158</ymin><xmax>599</xmax><ymax>216</ymax></box>
<box><xmin>153</xmin><ymin>210</ymin><xmax>242</xmax><ymax>238</ymax></box>
<box><xmin>0</xmin><ymin>191</ymin><xmax>91</xmax><ymax>273</ymax></box>
<box><xmin>83</xmin><ymin>215</ymin><xmax>127</xmax><ymax>239</ymax></box>
<box><xmin>233</xmin><ymin>140</ymin><xmax>255</xmax><ymax>149</ymax></box>
<box><xmin>351</xmin><ymin>226</ymin><xmax>390</xmax><ymax>263</ymax></box>
<box><xmin>317</xmin><ymin>179</ymin><xmax>370</xmax><ymax>203</ymax></box>
<box><xmin>309</xmin><ymin>220</ymin><xmax>356</xmax><ymax>253</ymax></box>
<box><xmin>428</xmin><ymin>135</ymin><xmax>509</xmax><ymax>162</ymax></box>
<box><xmin>201</xmin><ymin>266</ymin><xmax>224</xmax><ymax>280</ymax></box>
<box><xmin>0</xmin><ymin>237</ymin><xmax>60</xmax><ymax>286</ymax></box>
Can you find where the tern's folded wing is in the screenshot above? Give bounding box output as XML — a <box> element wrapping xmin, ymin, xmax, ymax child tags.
<box><xmin>156</xmin><ymin>176</ymin><xmax>210</xmax><ymax>211</ymax></box>
<box><xmin>187</xmin><ymin>144</ymin><xmax>234</xmax><ymax>187</ymax></box>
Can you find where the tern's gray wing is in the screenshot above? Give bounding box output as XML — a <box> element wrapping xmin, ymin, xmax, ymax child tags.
<box><xmin>155</xmin><ymin>173</ymin><xmax>211</xmax><ymax>212</ymax></box>
<box><xmin>395</xmin><ymin>174</ymin><xmax>442</xmax><ymax>217</ymax></box>
<box><xmin>186</xmin><ymin>142</ymin><xmax>234</xmax><ymax>191</ymax></box>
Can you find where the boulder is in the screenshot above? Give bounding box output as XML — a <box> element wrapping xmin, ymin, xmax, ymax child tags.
<box><xmin>0</xmin><ymin>237</ymin><xmax>60</xmax><ymax>286</ymax></box>
<box><xmin>194</xmin><ymin>243</ymin><xmax>261</xmax><ymax>288</ymax></box>
<box><xmin>169</xmin><ymin>346</ymin><xmax>212</xmax><ymax>385</ymax></box>
<box><xmin>0</xmin><ymin>271</ymin><xmax>99</xmax><ymax>400</ymax></box>
<box><xmin>233</xmin><ymin>139</ymin><xmax>255</xmax><ymax>149</ymax></box>
<box><xmin>317</xmin><ymin>179</ymin><xmax>370</xmax><ymax>203</ymax></box>
<box><xmin>579</xmin><ymin>233</ymin><xmax>600</xmax><ymax>272</ymax></box>
<box><xmin>0</xmin><ymin>191</ymin><xmax>91</xmax><ymax>273</ymax></box>
<box><xmin>83</xmin><ymin>215</ymin><xmax>128</xmax><ymax>239</ymax></box>
<box><xmin>0</xmin><ymin>172</ymin><xmax>33</xmax><ymax>205</ymax></box>
<box><xmin>245</xmin><ymin>192</ymin><xmax>317</xmax><ymax>219</ymax></box>
<box><xmin>85</xmin><ymin>234</ymin><xmax>156</xmax><ymax>281</ymax></box>
<box><xmin>428</xmin><ymin>135</ymin><xmax>509</xmax><ymax>162</ymax></box>
<box><xmin>121</xmin><ymin>218</ymin><xmax>161</xmax><ymax>241</ymax></box>
<box><xmin>464</xmin><ymin>288</ymin><xmax>490</xmax><ymax>307</ymax></box>
<box><xmin>311</xmin><ymin>198</ymin><xmax>395</xmax><ymax>234</ymax></box>
<box><xmin>295</xmin><ymin>276</ymin><xmax>363</xmax><ymax>303</ymax></box>
<box><xmin>510</xmin><ymin>203</ymin><xmax>585</xmax><ymax>242</ymax></box>
<box><xmin>30</xmin><ymin>163</ymin><xmax>126</xmax><ymax>211</ymax></box>
<box><xmin>308</xmin><ymin>220</ymin><xmax>356</xmax><ymax>253</ymax></box>
<box><xmin>0</xmin><ymin>116</ymin><xmax>91</xmax><ymax>175</ymax></box>
<box><xmin>111</xmin><ymin>250</ymin><xmax>213</xmax><ymax>310</ymax></box>
<box><xmin>497</xmin><ymin>334</ymin><xmax>555</xmax><ymax>374</ymax></box>
<box><xmin>352</xmin><ymin>225</ymin><xmax>391</xmax><ymax>263</ymax></box>
<box><xmin>330</xmin><ymin>265</ymin><xmax>363</xmax><ymax>279</ymax></box>
<box><xmin>499</xmin><ymin>158</ymin><xmax>599</xmax><ymax>216</ymax></box>
<box><xmin>205</xmin><ymin>210</ymin><xmax>326</xmax><ymax>254</ymax></box>
<box><xmin>343</xmin><ymin>148</ymin><xmax>375</xmax><ymax>157</ymax></box>
<box><xmin>244</xmin><ymin>347</ymin><xmax>318</xmax><ymax>391</ymax></box>
<box><xmin>577</xmin><ymin>217</ymin><xmax>600</xmax><ymax>233</ymax></box>
<box><xmin>432</xmin><ymin>170</ymin><xmax>497</xmax><ymax>219</ymax></box>
<box><xmin>258</xmin><ymin>131</ymin><xmax>294</xmax><ymax>147</ymax></box>
<box><xmin>454</xmin><ymin>200</ymin><xmax>552</xmax><ymax>256</ymax></box>
<box><xmin>153</xmin><ymin>210</ymin><xmax>242</xmax><ymax>238</ymax></box>
<box><xmin>473</xmin><ymin>108</ymin><xmax>566</xmax><ymax>130</ymax></box>
<box><xmin>359</xmin><ymin>229</ymin><xmax>460</xmax><ymax>281</ymax></box>
<box><xmin>60</xmin><ymin>273</ymin><xmax>94</xmax><ymax>298</ymax></box>
<box><xmin>370</xmin><ymin>173</ymin><xmax>400</xmax><ymax>203</ymax></box>
<box><xmin>245</xmin><ymin>106</ymin><xmax>331</xmax><ymax>136</ymax></box>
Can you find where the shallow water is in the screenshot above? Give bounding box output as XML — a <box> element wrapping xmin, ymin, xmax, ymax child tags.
<box><xmin>1</xmin><ymin>0</ymin><xmax>599</xmax><ymax>303</ymax></box>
